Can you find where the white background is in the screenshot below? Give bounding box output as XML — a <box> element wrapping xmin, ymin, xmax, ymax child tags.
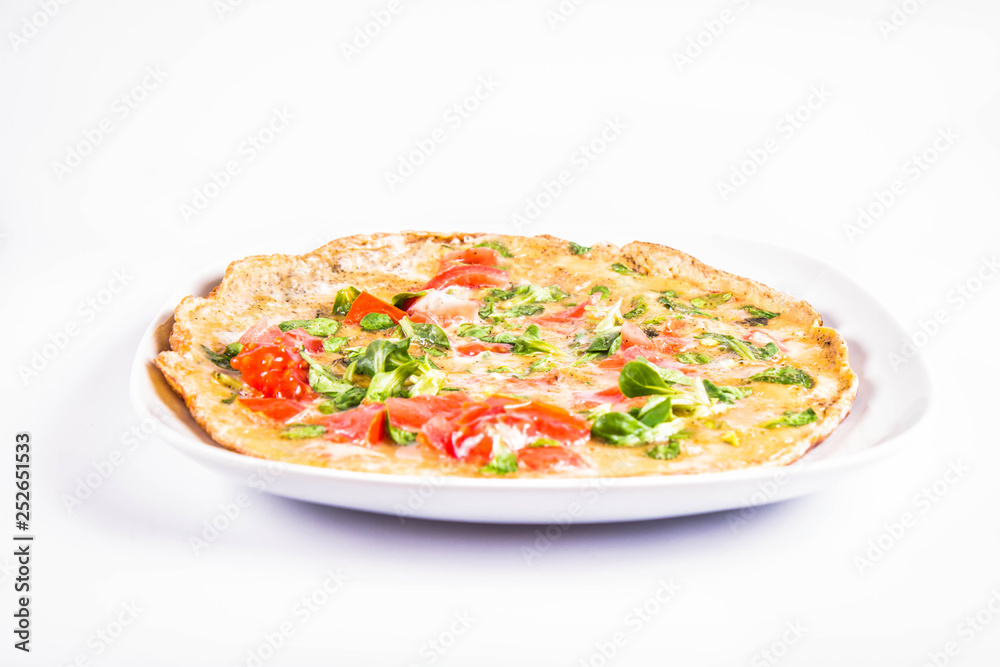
<box><xmin>2</xmin><ymin>1</ymin><xmax>999</xmax><ymax>665</ymax></box>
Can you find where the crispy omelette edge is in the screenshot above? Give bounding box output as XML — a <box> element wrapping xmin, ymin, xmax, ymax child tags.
<box><xmin>154</xmin><ymin>231</ymin><xmax>859</xmax><ymax>472</ymax></box>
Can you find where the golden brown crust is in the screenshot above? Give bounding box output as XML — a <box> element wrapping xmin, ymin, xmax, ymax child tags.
<box><xmin>155</xmin><ymin>231</ymin><xmax>858</xmax><ymax>476</ymax></box>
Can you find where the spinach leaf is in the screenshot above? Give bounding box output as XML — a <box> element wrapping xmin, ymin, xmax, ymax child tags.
<box><xmin>569</xmin><ymin>241</ymin><xmax>591</xmax><ymax>255</ymax></box>
<box><xmin>702</xmin><ymin>379</ymin><xmax>752</xmax><ymax>404</ymax></box>
<box><xmin>696</xmin><ymin>333</ymin><xmax>778</xmax><ymax>361</ymax></box>
<box><xmin>322</xmin><ymin>336</ymin><xmax>349</xmax><ymax>354</ymax></box>
<box><xmin>279</xmin><ymin>423</ymin><xmax>326</xmax><ymax>439</ymax></box>
<box><xmin>354</xmin><ymin>338</ymin><xmax>413</xmax><ymax>377</ymax></box>
<box><xmin>689</xmin><ymin>292</ymin><xmax>732</xmax><ymax>309</ymax></box>
<box><xmin>299</xmin><ymin>349</ymin><xmax>355</xmax><ymax>397</ymax></box>
<box><xmin>399</xmin><ymin>317</ymin><xmax>450</xmax><ymax>349</ymax></box>
<box><xmin>278</xmin><ymin>318</ymin><xmax>341</xmax><ymax>337</ymax></box>
<box><xmin>360</xmin><ymin>312</ymin><xmax>395</xmax><ymax>331</ymax></box>
<box><xmin>587</xmin><ymin>328</ymin><xmax>621</xmax><ymax>353</ymax></box>
<box><xmin>474</xmin><ymin>240</ymin><xmax>513</xmax><ymax>257</ymax></box>
<box><xmin>589</xmin><ymin>285</ymin><xmax>610</xmax><ymax>300</ymax></box>
<box><xmin>748</xmin><ymin>366</ymin><xmax>814</xmax><ymax>388</ymax></box>
<box><xmin>477</xmin><ymin>302</ymin><xmax>494</xmax><ymax>319</ymax></box>
<box><xmin>480</xmin><ymin>446</ymin><xmax>518</xmax><ymax>474</ymax></box>
<box><xmin>457</xmin><ymin>323</ymin><xmax>493</xmax><ymax>340</ymax></box>
<box><xmin>622</xmin><ymin>295</ymin><xmax>648</xmax><ymax>320</ymax></box>
<box><xmin>503</xmin><ymin>304</ymin><xmax>545</xmax><ymax>318</ymax></box>
<box><xmin>490</xmin><ymin>331</ymin><xmax>518</xmax><ymax>345</ymax></box>
<box><xmin>761</xmin><ymin>407</ymin><xmax>818</xmax><ymax>429</ymax></box>
<box><xmin>332</xmin><ymin>286</ymin><xmax>361</xmax><ymax>315</ymax></box>
<box><xmin>591</xmin><ymin>401</ymin><xmax>681</xmax><ymax>447</ymax></box>
<box><xmin>611</xmin><ymin>262</ymin><xmax>637</xmax><ymax>275</ymax></box>
<box><xmin>676</xmin><ymin>352</ymin><xmax>711</xmax><ymax>365</ymax></box>
<box><xmin>658</xmin><ymin>293</ymin><xmax>710</xmax><ymax>317</ymax></box>
<box><xmin>366</xmin><ymin>360</ymin><xmax>421</xmax><ymax>402</ymax></box>
<box><xmin>743</xmin><ymin>305</ymin><xmax>780</xmax><ymax>319</ymax></box>
<box><xmin>512</xmin><ymin>325</ymin><xmax>560</xmax><ymax>356</ymax></box>
<box><xmin>617</xmin><ymin>358</ymin><xmax>690</xmax><ymax>398</ymax></box>
<box><xmin>390</xmin><ymin>291</ymin><xmax>426</xmax><ymax>308</ymax></box>
<box><xmin>200</xmin><ymin>342</ymin><xmax>243</xmax><ymax>370</ymax></box>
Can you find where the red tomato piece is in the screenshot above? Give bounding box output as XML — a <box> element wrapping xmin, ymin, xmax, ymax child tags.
<box><xmin>423</xmin><ymin>265</ymin><xmax>509</xmax><ymax>291</ymax></box>
<box><xmin>385</xmin><ymin>393</ymin><xmax>469</xmax><ymax>432</ymax></box>
<box><xmin>408</xmin><ymin>290</ymin><xmax>480</xmax><ymax>325</ymax></box>
<box><xmin>455</xmin><ymin>342</ymin><xmax>513</xmax><ymax>356</ymax></box>
<box><xmin>441</xmin><ymin>247</ymin><xmax>501</xmax><ymax>267</ymax></box>
<box><xmin>509</xmin><ymin>401</ymin><xmax>591</xmax><ymax>443</ymax></box>
<box><xmin>619</xmin><ymin>321</ymin><xmax>652</xmax><ymax>350</ymax></box>
<box><xmin>518</xmin><ymin>446</ymin><xmax>587</xmax><ymax>472</ymax></box>
<box><xmin>231</xmin><ymin>344</ymin><xmax>314</xmax><ymax>400</ymax></box>
<box><xmin>343</xmin><ymin>292</ymin><xmax>407</xmax><ymax>326</ymax></box>
<box><xmin>319</xmin><ymin>403</ymin><xmax>387</xmax><ymax>445</ymax></box>
<box><xmin>237</xmin><ymin>397</ymin><xmax>308</xmax><ymax>422</ymax></box>
<box><xmin>533</xmin><ymin>294</ymin><xmax>598</xmax><ymax>323</ymax></box>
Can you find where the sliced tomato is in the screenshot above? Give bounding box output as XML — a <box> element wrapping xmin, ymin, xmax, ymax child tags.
<box><xmin>745</xmin><ymin>330</ymin><xmax>789</xmax><ymax>353</ymax></box>
<box><xmin>238</xmin><ymin>324</ymin><xmax>324</xmax><ymax>355</ymax></box>
<box><xmin>237</xmin><ymin>397</ymin><xmax>308</xmax><ymax>421</ymax></box>
<box><xmin>231</xmin><ymin>344</ymin><xmax>314</xmax><ymax>400</ymax></box>
<box><xmin>408</xmin><ymin>290</ymin><xmax>480</xmax><ymax>325</ymax></box>
<box><xmin>319</xmin><ymin>403</ymin><xmax>387</xmax><ymax>445</ymax></box>
<box><xmin>385</xmin><ymin>393</ymin><xmax>469</xmax><ymax>432</ymax></box>
<box><xmin>507</xmin><ymin>401</ymin><xmax>591</xmax><ymax>443</ymax></box>
<box><xmin>599</xmin><ymin>345</ymin><xmax>694</xmax><ymax>373</ymax></box>
<box><xmin>423</xmin><ymin>265</ymin><xmax>509</xmax><ymax>291</ymax></box>
<box><xmin>442</xmin><ymin>247</ymin><xmax>501</xmax><ymax>267</ymax></box>
<box><xmin>238</xmin><ymin>318</ymin><xmax>268</xmax><ymax>345</ymax></box>
<box><xmin>619</xmin><ymin>321</ymin><xmax>652</xmax><ymax>350</ymax></box>
<box><xmin>343</xmin><ymin>292</ymin><xmax>407</xmax><ymax>326</ymax></box>
<box><xmin>456</xmin><ymin>342</ymin><xmax>513</xmax><ymax>356</ymax></box>
<box><xmin>518</xmin><ymin>446</ymin><xmax>587</xmax><ymax>472</ymax></box>
<box><xmin>533</xmin><ymin>294</ymin><xmax>598</xmax><ymax>323</ymax></box>
<box><xmin>651</xmin><ymin>334</ymin><xmax>686</xmax><ymax>356</ymax></box>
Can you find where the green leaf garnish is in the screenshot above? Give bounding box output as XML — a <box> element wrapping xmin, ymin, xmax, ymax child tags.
<box><xmin>589</xmin><ymin>285</ymin><xmax>610</xmax><ymax>300</ymax></box>
<box><xmin>359</xmin><ymin>313</ymin><xmax>396</xmax><ymax>331</ymax></box>
<box><xmin>512</xmin><ymin>325</ymin><xmax>560</xmax><ymax>356</ymax></box>
<box><xmin>658</xmin><ymin>292</ymin><xmax>710</xmax><ymax>317</ymax></box>
<box><xmin>761</xmin><ymin>407</ymin><xmax>818</xmax><ymax>429</ymax></box>
<box><xmin>617</xmin><ymin>357</ymin><xmax>691</xmax><ymax>398</ymax></box>
<box><xmin>702</xmin><ymin>379</ymin><xmax>752</xmax><ymax>404</ymax></box>
<box><xmin>299</xmin><ymin>348</ymin><xmax>355</xmax><ymax>398</ymax></box>
<box><xmin>279</xmin><ymin>423</ymin><xmax>326</xmax><ymax>439</ymax></box>
<box><xmin>200</xmin><ymin>342</ymin><xmax>243</xmax><ymax>370</ymax></box>
<box><xmin>569</xmin><ymin>241</ymin><xmax>591</xmax><ymax>255</ymax></box>
<box><xmin>676</xmin><ymin>352</ymin><xmax>711</xmax><ymax>365</ymax></box>
<box><xmin>586</xmin><ymin>328</ymin><xmax>621</xmax><ymax>354</ymax></box>
<box><xmin>743</xmin><ymin>305</ymin><xmax>780</xmax><ymax>319</ymax></box>
<box><xmin>457</xmin><ymin>323</ymin><xmax>493</xmax><ymax>339</ymax></box>
<box><xmin>689</xmin><ymin>292</ymin><xmax>732</xmax><ymax>309</ymax></box>
<box><xmin>696</xmin><ymin>333</ymin><xmax>778</xmax><ymax>361</ymax></box>
<box><xmin>322</xmin><ymin>336</ymin><xmax>349</xmax><ymax>354</ymax></box>
<box><xmin>399</xmin><ymin>316</ymin><xmax>450</xmax><ymax>349</ymax></box>
<box><xmin>390</xmin><ymin>291</ymin><xmax>426</xmax><ymax>308</ymax></box>
<box><xmin>622</xmin><ymin>295</ymin><xmax>648</xmax><ymax>320</ymax></box>
<box><xmin>748</xmin><ymin>366</ymin><xmax>814</xmax><ymax>389</ymax></box>
<box><xmin>480</xmin><ymin>446</ymin><xmax>518</xmax><ymax>474</ymax></box>
<box><xmin>332</xmin><ymin>286</ymin><xmax>361</xmax><ymax>315</ymax></box>
<box><xmin>385</xmin><ymin>414</ymin><xmax>418</xmax><ymax>445</ymax></box>
<box><xmin>611</xmin><ymin>262</ymin><xmax>637</xmax><ymax>275</ymax></box>
<box><xmin>278</xmin><ymin>318</ymin><xmax>341</xmax><ymax>337</ymax></box>
<box><xmin>591</xmin><ymin>399</ymin><xmax>682</xmax><ymax>447</ymax></box>
<box><xmin>353</xmin><ymin>338</ymin><xmax>413</xmax><ymax>377</ymax></box>
<box><xmin>474</xmin><ymin>240</ymin><xmax>513</xmax><ymax>258</ymax></box>
<box><xmin>366</xmin><ymin>360</ymin><xmax>421</xmax><ymax>402</ymax></box>
<box><xmin>647</xmin><ymin>439</ymin><xmax>681</xmax><ymax>460</ymax></box>
<box><xmin>503</xmin><ymin>304</ymin><xmax>545</xmax><ymax>318</ymax></box>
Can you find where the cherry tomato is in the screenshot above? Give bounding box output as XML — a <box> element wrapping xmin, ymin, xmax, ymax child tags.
<box><xmin>231</xmin><ymin>344</ymin><xmax>313</xmax><ymax>400</ymax></box>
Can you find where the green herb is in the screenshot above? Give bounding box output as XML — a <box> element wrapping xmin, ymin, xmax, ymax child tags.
<box><xmin>762</xmin><ymin>407</ymin><xmax>818</xmax><ymax>429</ymax></box>
<box><xmin>696</xmin><ymin>333</ymin><xmax>778</xmax><ymax>361</ymax></box>
<box><xmin>611</xmin><ymin>262</ymin><xmax>637</xmax><ymax>275</ymax></box>
<box><xmin>702</xmin><ymin>379</ymin><xmax>752</xmax><ymax>404</ymax></box>
<box><xmin>512</xmin><ymin>325</ymin><xmax>560</xmax><ymax>356</ymax></box>
<box><xmin>526</xmin><ymin>355</ymin><xmax>555</xmax><ymax>375</ymax></box>
<box><xmin>474</xmin><ymin>240</ymin><xmax>513</xmax><ymax>258</ymax></box>
<box><xmin>390</xmin><ymin>291</ymin><xmax>426</xmax><ymax>308</ymax></box>
<box><xmin>279</xmin><ymin>423</ymin><xmax>326</xmax><ymax>439</ymax></box>
<box><xmin>457</xmin><ymin>323</ymin><xmax>492</xmax><ymax>339</ymax></box>
<box><xmin>503</xmin><ymin>304</ymin><xmax>545</xmax><ymax>318</ymax></box>
<box><xmin>366</xmin><ymin>361</ymin><xmax>421</xmax><ymax>402</ymax></box>
<box><xmin>221</xmin><ymin>393</ymin><xmax>238</xmax><ymax>404</ymax></box>
<box><xmin>332</xmin><ymin>286</ymin><xmax>361</xmax><ymax>315</ymax></box>
<box><xmin>299</xmin><ymin>349</ymin><xmax>355</xmax><ymax>398</ymax></box>
<box><xmin>572</xmin><ymin>352</ymin><xmax>600</xmax><ymax>367</ymax></box>
<box><xmin>689</xmin><ymin>292</ymin><xmax>732</xmax><ymax>309</ymax></box>
<box><xmin>529</xmin><ymin>438</ymin><xmax>560</xmax><ymax>448</ymax></box>
<box><xmin>641</xmin><ymin>315</ymin><xmax>668</xmax><ymax>326</ymax></box>
<box><xmin>748</xmin><ymin>366</ymin><xmax>814</xmax><ymax>388</ymax></box>
<box><xmin>586</xmin><ymin>328</ymin><xmax>621</xmax><ymax>354</ymax></box>
<box><xmin>658</xmin><ymin>293</ymin><xmax>710</xmax><ymax>317</ymax></box>
<box><xmin>676</xmin><ymin>352</ymin><xmax>711</xmax><ymax>365</ymax></box>
<box><xmin>278</xmin><ymin>318</ymin><xmax>341</xmax><ymax>337</ymax></box>
<box><xmin>399</xmin><ymin>317</ymin><xmax>450</xmax><ymax>349</ymax></box>
<box><xmin>569</xmin><ymin>241</ymin><xmax>591</xmax><ymax>255</ymax></box>
<box><xmin>212</xmin><ymin>371</ymin><xmax>243</xmax><ymax>392</ymax></box>
<box><xmin>622</xmin><ymin>295</ymin><xmax>648</xmax><ymax>320</ymax></box>
<box><xmin>322</xmin><ymin>336</ymin><xmax>349</xmax><ymax>354</ymax></box>
<box><xmin>589</xmin><ymin>285</ymin><xmax>610</xmax><ymax>300</ymax></box>
<box><xmin>590</xmin><ymin>400</ymin><xmax>681</xmax><ymax>447</ymax></box>
<box><xmin>741</xmin><ymin>317</ymin><xmax>771</xmax><ymax>327</ymax></box>
<box><xmin>333</xmin><ymin>386</ymin><xmax>366</xmax><ymax>411</ymax></box>
<box><xmin>360</xmin><ymin>313</ymin><xmax>395</xmax><ymax>331</ymax></box>
<box><xmin>617</xmin><ymin>358</ymin><xmax>691</xmax><ymax>398</ymax></box>
<box><xmin>200</xmin><ymin>342</ymin><xmax>243</xmax><ymax>370</ymax></box>
<box><xmin>490</xmin><ymin>332</ymin><xmax>518</xmax><ymax>344</ymax></box>
<box><xmin>385</xmin><ymin>414</ymin><xmax>418</xmax><ymax>445</ymax></box>
<box><xmin>487</xmin><ymin>366</ymin><xmax>516</xmax><ymax>373</ymax></box>
<box><xmin>478</xmin><ymin>302</ymin><xmax>494</xmax><ymax>319</ymax></box>
<box><xmin>480</xmin><ymin>446</ymin><xmax>518</xmax><ymax>474</ymax></box>
<box><xmin>647</xmin><ymin>439</ymin><xmax>681</xmax><ymax>460</ymax></box>
<box><xmin>354</xmin><ymin>338</ymin><xmax>413</xmax><ymax>377</ymax></box>
<box><xmin>743</xmin><ymin>305</ymin><xmax>780</xmax><ymax>319</ymax></box>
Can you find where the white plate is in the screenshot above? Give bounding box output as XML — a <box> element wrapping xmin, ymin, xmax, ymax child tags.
<box><xmin>130</xmin><ymin>232</ymin><xmax>931</xmax><ymax>524</ymax></box>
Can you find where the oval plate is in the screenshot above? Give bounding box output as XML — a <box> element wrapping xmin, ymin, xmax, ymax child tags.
<box><xmin>130</xmin><ymin>233</ymin><xmax>930</xmax><ymax>524</ymax></box>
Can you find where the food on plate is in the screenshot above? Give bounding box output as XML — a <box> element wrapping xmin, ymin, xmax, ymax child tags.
<box><xmin>154</xmin><ymin>232</ymin><xmax>857</xmax><ymax>478</ymax></box>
